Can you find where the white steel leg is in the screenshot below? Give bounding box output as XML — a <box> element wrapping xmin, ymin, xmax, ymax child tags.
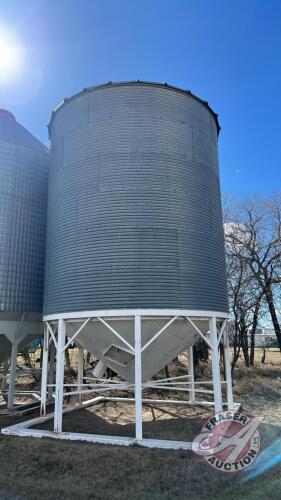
<box><xmin>40</xmin><ymin>325</ymin><xmax>49</xmax><ymax>416</ymax></box>
<box><xmin>134</xmin><ymin>315</ymin><xmax>142</xmax><ymax>441</ymax></box>
<box><xmin>223</xmin><ymin>328</ymin><xmax>234</xmax><ymax>410</ymax></box>
<box><xmin>77</xmin><ymin>345</ymin><xmax>84</xmax><ymax>403</ymax></box>
<box><xmin>8</xmin><ymin>340</ymin><xmax>18</xmax><ymax>410</ymax></box>
<box><xmin>187</xmin><ymin>346</ymin><xmax>195</xmax><ymax>402</ymax></box>
<box><xmin>48</xmin><ymin>340</ymin><xmax>55</xmax><ymax>401</ymax></box>
<box><xmin>209</xmin><ymin>317</ymin><xmax>223</xmax><ymax>413</ymax></box>
<box><xmin>54</xmin><ymin>319</ymin><xmax>65</xmax><ymax>433</ymax></box>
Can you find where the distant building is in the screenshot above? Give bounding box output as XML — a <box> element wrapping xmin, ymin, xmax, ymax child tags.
<box><xmin>227</xmin><ymin>321</ymin><xmax>277</xmax><ymax>348</ymax></box>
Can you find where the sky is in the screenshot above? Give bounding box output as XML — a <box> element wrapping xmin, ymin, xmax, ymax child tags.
<box><xmin>0</xmin><ymin>0</ymin><xmax>280</xmax><ymax>196</ymax></box>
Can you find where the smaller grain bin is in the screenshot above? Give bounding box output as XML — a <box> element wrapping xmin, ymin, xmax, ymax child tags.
<box><xmin>0</xmin><ymin>109</ymin><xmax>49</xmax><ymax>408</ymax></box>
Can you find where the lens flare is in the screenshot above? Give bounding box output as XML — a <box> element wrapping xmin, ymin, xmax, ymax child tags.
<box><xmin>0</xmin><ymin>38</ymin><xmax>24</xmax><ymax>81</ymax></box>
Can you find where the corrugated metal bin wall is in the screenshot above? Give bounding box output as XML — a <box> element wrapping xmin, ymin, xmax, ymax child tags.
<box><xmin>44</xmin><ymin>82</ymin><xmax>228</xmax><ymax>315</ymax></box>
<box><xmin>0</xmin><ymin>109</ymin><xmax>49</xmax><ymax>313</ymax></box>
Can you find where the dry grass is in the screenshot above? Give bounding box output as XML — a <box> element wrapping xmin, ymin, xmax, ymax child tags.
<box><xmin>1</xmin><ymin>350</ymin><xmax>281</xmax><ymax>499</ymax></box>
<box><xmin>231</xmin><ymin>350</ymin><xmax>281</xmax><ymax>426</ymax></box>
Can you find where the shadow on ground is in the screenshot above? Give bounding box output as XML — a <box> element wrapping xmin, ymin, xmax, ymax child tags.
<box><xmin>33</xmin><ymin>401</ymin><xmax>208</xmax><ymax>441</ymax></box>
<box><xmin>1</xmin><ymin>401</ymin><xmax>281</xmax><ymax>500</ymax></box>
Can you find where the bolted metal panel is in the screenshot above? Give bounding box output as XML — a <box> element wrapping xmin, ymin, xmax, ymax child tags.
<box><xmin>0</xmin><ymin>110</ymin><xmax>49</xmax><ymax>313</ymax></box>
<box><xmin>44</xmin><ymin>82</ymin><xmax>228</xmax><ymax>314</ymax></box>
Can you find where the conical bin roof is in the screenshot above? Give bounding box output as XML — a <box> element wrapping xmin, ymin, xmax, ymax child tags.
<box><xmin>0</xmin><ymin>108</ymin><xmax>48</xmax><ymax>154</ymax></box>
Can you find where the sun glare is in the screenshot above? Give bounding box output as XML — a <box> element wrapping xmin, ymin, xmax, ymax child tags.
<box><xmin>0</xmin><ymin>38</ymin><xmax>24</xmax><ymax>82</ymax></box>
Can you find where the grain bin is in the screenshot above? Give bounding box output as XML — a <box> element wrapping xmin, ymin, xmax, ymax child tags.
<box><xmin>0</xmin><ymin>109</ymin><xmax>49</xmax><ymax>375</ymax></box>
<box><xmin>44</xmin><ymin>81</ymin><xmax>228</xmax><ymax>382</ymax></box>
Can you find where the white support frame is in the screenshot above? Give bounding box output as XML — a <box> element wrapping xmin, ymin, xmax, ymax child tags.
<box><xmin>40</xmin><ymin>324</ymin><xmax>49</xmax><ymax>416</ymax></box>
<box><xmin>0</xmin><ymin>332</ymin><xmax>43</xmax><ymax>416</ymax></box>
<box><xmin>54</xmin><ymin>319</ymin><xmax>65</xmax><ymax>433</ymax></box>
<box><xmin>7</xmin><ymin>339</ymin><xmax>19</xmax><ymax>411</ymax></box>
<box><xmin>77</xmin><ymin>346</ymin><xmax>84</xmax><ymax>403</ymax></box>
<box><xmin>48</xmin><ymin>340</ymin><xmax>55</xmax><ymax>401</ymax></box>
<box><xmin>2</xmin><ymin>309</ymin><xmax>236</xmax><ymax>449</ymax></box>
<box><xmin>134</xmin><ymin>315</ymin><xmax>142</xmax><ymax>441</ymax></box>
<box><xmin>209</xmin><ymin>317</ymin><xmax>223</xmax><ymax>413</ymax></box>
<box><xmin>223</xmin><ymin>323</ymin><xmax>234</xmax><ymax>410</ymax></box>
<box><xmin>187</xmin><ymin>346</ymin><xmax>195</xmax><ymax>402</ymax></box>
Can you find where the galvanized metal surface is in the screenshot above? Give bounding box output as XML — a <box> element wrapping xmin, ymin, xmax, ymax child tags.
<box><xmin>0</xmin><ymin>110</ymin><xmax>49</xmax><ymax>313</ymax></box>
<box><xmin>44</xmin><ymin>82</ymin><xmax>228</xmax><ymax>314</ymax></box>
<box><xmin>48</xmin><ymin>81</ymin><xmax>221</xmax><ymax>136</ymax></box>
<box><xmin>68</xmin><ymin>316</ymin><xmax>201</xmax><ymax>382</ymax></box>
<box><xmin>0</xmin><ymin>332</ymin><xmax>41</xmax><ymax>364</ymax></box>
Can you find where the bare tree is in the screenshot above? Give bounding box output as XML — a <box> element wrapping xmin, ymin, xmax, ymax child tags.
<box><xmin>225</xmin><ymin>226</ymin><xmax>263</xmax><ymax>370</ymax></box>
<box><xmin>250</xmin><ymin>296</ymin><xmax>262</xmax><ymax>366</ymax></box>
<box><xmin>224</xmin><ymin>194</ymin><xmax>281</xmax><ymax>351</ymax></box>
